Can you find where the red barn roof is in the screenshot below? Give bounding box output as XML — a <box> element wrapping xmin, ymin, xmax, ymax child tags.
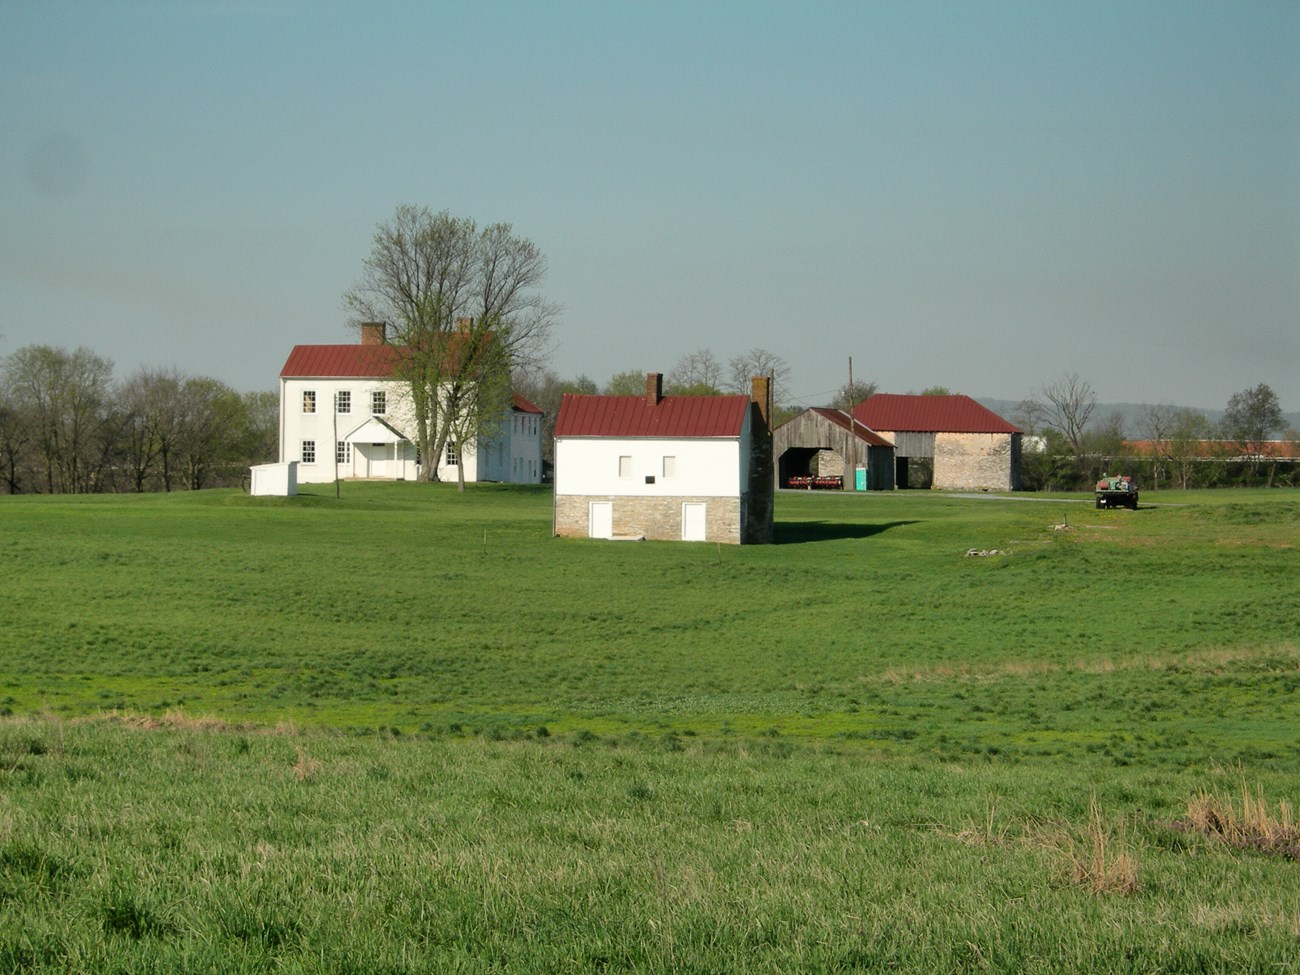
<box><xmin>554</xmin><ymin>393</ymin><xmax>750</xmax><ymax>438</ymax></box>
<box><xmin>852</xmin><ymin>394</ymin><xmax>1020</xmax><ymax>434</ymax></box>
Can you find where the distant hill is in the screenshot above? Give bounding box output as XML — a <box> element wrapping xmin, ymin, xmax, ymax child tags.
<box><xmin>975</xmin><ymin>399</ymin><xmax>1300</xmax><ymax>437</ymax></box>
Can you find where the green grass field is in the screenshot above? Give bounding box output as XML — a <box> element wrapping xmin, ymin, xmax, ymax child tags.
<box><xmin>1</xmin><ymin>485</ymin><xmax>1297</xmax><ymax>972</ymax></box>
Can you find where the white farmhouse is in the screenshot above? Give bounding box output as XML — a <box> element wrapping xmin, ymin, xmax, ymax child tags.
<box><xmin>552</xmin><ymin>373</ymin><xmax>774</xmax><ymax>544</ymax></box>
<box><xmin>278</xmin><ymin>323</ymin><xmax>543</xmax><ymax>485</ymax></box>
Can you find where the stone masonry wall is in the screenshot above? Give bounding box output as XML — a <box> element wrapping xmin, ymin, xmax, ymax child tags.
<box><xmin>933</xmin><ymin>433</ymin><xmax>1018</xmax><ymax>490</ymax></box>
<box><xmin>555</xmin><ymin>495</ymin><xmax>743</xmax><ymax>543</ymax></box>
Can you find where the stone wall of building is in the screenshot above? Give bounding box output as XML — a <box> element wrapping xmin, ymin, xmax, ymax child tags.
<box><xmin>555</xmin><ymin>495</ymin><xmax>743</xmax><ymax>543</ymax></box>
<box><xmin>933</xmin><ymin>432</ymin><xmax>1020</xmax><ymax>490</ymax></box>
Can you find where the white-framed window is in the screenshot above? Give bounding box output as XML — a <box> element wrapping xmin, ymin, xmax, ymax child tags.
<box><xmin>301</xmin><ymin>440</ymin><xmax>316</xmax><ymax>464</ymax></box>
<box><xmin>445</xmin><ymin>440</ymin><xmax>458</xmax><ymax>466</ymax></box>
<box><xmin>371</xmin><ymin>390</ymin><xmax>386</xmax><ymax>415</ymax></box>
<box><xmin>302</xmin><ymin>390</ymin><xmax>316</xmax><ymax>414</ymax></box>
<box><xmin>335</xmin><ymin>390</ymin><xmax>351</xmax><ymax>414</ymax></box>
<box><xmin>618</xmin><ymin>455</ymin><xmax>632</xmax><ymax>478</ymax></box>
<box><xmin>663</xmin><ymin>456</ymin><xmax>677</xmax><ymax>478</ymax></box>
<box><xmin>336</xmin><ymin>441</ymin><xmax>351</xmax><ymax>464</ymax></box>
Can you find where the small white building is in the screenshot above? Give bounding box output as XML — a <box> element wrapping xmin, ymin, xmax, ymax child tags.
<box><xmin>278</xmin><ymin>324</ymin><xmax>543</xmax><ymax>485</ymax></box>
<box><xmin>552</xmin><ymin>373</ymin><xmax>774</xmax><ymax>544</ymax></box>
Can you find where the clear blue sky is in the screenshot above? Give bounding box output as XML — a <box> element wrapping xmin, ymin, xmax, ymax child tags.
<box><xmin>2</xmin><ymin>0</ymin><xmax>1296</xmax><ymax>412</ymax></box>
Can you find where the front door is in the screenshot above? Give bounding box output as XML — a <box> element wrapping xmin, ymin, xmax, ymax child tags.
<box><xmin>589</xmin><ymin>502</ymin><xmax>613</xmax><ymax>539</ymax></box>
<box><xmin>682</xmin><ymin>502</ymin><xmax>707</xmax><ymax>541</ymax></box>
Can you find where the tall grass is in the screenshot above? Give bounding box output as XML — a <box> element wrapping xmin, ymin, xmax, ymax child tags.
<box><xmin>1</xmin><ymin>717</ymin><xmax>1297</xmax><ymax>974</ymax></box>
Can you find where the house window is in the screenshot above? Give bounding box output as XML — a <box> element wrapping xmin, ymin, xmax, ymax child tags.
<box><xmin>301</xmin><ymin>440</ymin><xmax>316</xmax><ymax>464</ymax></box>
<box><xmin>336</xmin><ymin>441</ymin><xmax>351</xmax><ymax>464</ymax></box>
<box><xmin>663</xmin><ymin>456</ymin><xmax>677</xmax><ymax>478</ymax></box>
<box><xmin>445</xmin><ymin>440</ymin><xmax>458</xmax><ymax>466</ymax></box>
<box><xmin>302</xmin><ymin>390</ymin><xmax>316</xmax><ymax>414</ymax></box>
<box><xmin>336</xmin><ymin>390</ymin><xmax>351</xmax><ymax>414</ymax></box>
<box><xmin>618</xmin><ymin>455</ymin><xmax>632</xmax><ymax>478</ymax></box>
<box><xmin>371</xmin><ymin>391</ymin><xmax>386</xmax><ymax>415</ymax></box>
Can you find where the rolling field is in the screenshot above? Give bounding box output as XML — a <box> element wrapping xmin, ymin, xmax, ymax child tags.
<box><xmin>1</xmin><ymin>485</ymin><xmax>1297</xmax><ymax>972</ymax></box>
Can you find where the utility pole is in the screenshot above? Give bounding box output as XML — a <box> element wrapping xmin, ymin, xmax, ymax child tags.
<box><xmin>847</xmin><ymin>356</ymin><xmax>857</xmax><ymax>492</ymax></box>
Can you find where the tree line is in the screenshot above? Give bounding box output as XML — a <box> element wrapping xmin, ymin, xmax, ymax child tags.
<box><xmin>1016</xmin><ymin>374</ymin><xmax>1294</xmax><ymax>490</ymax></box>
<box><xmin>0</xmin><ymin>345</ymin><xmax>276</xmax><ymax>495</ymax></box>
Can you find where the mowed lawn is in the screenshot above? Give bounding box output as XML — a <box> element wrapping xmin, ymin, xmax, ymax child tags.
<box><xmin>1</xmin><ymin>485</ymin><xmax>1297</xmax><ymax>973</ymax></box>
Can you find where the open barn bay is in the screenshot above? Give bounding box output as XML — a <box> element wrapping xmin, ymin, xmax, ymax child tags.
<box><xmin>1</xmin><ymin>486</ymin><xmax>1297</xmax><ymax>972</ymax></box>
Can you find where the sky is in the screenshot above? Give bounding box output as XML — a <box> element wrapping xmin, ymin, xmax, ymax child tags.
<box><xmin>2</xmin><ymin>0</ymin><xmax>1297</xmax><ymax>414</ymax></box>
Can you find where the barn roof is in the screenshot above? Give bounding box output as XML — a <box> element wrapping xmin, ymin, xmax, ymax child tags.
<box><xmin>805</xmin><ymin>408</ymin><xmax>894</xmax><ymax>447</ymax></box>
<box><xmin>280</xmin><ymin>344</ymin><xmax>403</xmax><ymax>379</ymax></box>
<box><xmin>852</xmin><ymin>394</ymin><xmax>1021</xmax><ymax>434</ymax></box>
<box><xmin>553</xmin><ymin>393</ymin><xmax>750</xmax><ymax>439</ymax></box>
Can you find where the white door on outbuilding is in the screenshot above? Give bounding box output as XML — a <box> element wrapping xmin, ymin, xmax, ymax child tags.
<box><xmin>589</xmin><ymin>501</ymin><xmax>613</xmax><ymax>539</ymax></box>
<box><xmin>682</xmin><ymin>502</ymin><xmax>707</xmax><ymax>541</ymax></box>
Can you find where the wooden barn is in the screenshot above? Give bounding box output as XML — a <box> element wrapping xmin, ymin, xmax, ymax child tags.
<box><xmin>851</xmin><ymin>394</ymin><xmax>1022</xmax><ymax>491</ymax></box>
<box><xmin>773</xmin><ymin>408</ymin><xmax>896</xmax><ymax>491</ymax></box>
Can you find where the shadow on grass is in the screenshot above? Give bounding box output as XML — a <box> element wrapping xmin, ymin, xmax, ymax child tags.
<box><xmin>775</xmin><ymin>520</ymin><xmax>918</xmax><ymax>544</ymax></box>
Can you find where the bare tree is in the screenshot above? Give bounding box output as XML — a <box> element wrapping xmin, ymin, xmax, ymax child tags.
<box><xmin>1138</xmin><ymin>403</ymin><xmax>1181</xmax><ymax>491</ymax></box>
<box><xmin>1020</xmin><ymin>373</ymin><xmax>1096</xmax><ymax>457</ymax></box>
<box><xmin>670</xmin><ymin>349</ymin><xmax>724</xmax><ymax>394</ymax></box>
<box><xmin>343</xmin><ymin>206</ymin><xmax>557</xmax><ymax>482</ymax></box>
<box><xmin>1</xmin><ymin>345</ymin><xmax>114</xmax><ymax>493</ymax></box>
<box><xmin>727</xmin><ymin>348</ymin><xmax>790</xmax><ymax>403</ymax></box>
<box><xmin>0</xmin><ymin>392</ymin><xmax>33</xmax><ymax>494</ymax></box>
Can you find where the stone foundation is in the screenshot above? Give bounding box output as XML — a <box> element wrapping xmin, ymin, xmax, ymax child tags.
<box><xmin>555</xmin><ymin>495</ymin><xmax>743</xmax><ymax>543</ymax></box>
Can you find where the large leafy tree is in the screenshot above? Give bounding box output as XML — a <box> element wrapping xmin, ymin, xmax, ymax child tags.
<box><xmin>343</xmin><ymin>206</ymin><xmax>557</xmax><ymax>483</ymax></box>
<box><xmin>1221</xmin><ymin>383</ymin><xmax>1283</xmax><ymax>463</ymax></box>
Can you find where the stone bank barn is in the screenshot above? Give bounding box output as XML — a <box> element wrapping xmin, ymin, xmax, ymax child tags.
<box><xmin>851</xmin><ymin>394</ymin><xmax>1022</xmax><ymax>491</ymax></box>
<box><xmin>552</xmin><ymin>373</ymin><xmax>774</xmax><ymax>543</ymax></box>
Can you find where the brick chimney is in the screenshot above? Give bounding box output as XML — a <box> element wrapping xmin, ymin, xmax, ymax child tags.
<box><xmin>750</xmin><ymin>375</ymin><xmax>772</xmax><ymax>429</ymax></box>
<box><xmin>646</xmin><ymin>372</ymin><xmax>664</xmax><ymax>406</ymax></box>
<box><xmin>360</xmin><ymin>322</ymin><xmax>387</xmax><ymax>346</ymax></box>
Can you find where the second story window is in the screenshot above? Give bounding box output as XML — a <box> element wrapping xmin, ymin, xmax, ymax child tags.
<box><xmin>371</xmin><ymin>390</ymin><xmax>386</xmax><ymax>415</ymax></box>
<box><xmin>302</xmin><ymin>390</ymin><xmax>316</xmax><ymax>414</ymax></box>
<box><xmin>336</xmin><ymin>390</ymin><xmax>351</xmax><ymax>414</ymax></box>
<box><xmin>618</xmin><ymin>455</ymin><xmax>632</xmax><ymax>478</ymax></box>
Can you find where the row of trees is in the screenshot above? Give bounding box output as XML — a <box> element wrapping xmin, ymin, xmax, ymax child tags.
<box><xmin>0</xmin><ymin>346</ymin><xmax>276</xmax><ymax>494</ymax></box>
<box><xmin>1017</xmin><ymin>374</ymin><xmax>1292</xmax><ymax>490</ymax></box>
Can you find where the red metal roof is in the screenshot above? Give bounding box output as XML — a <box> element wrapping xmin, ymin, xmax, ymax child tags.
<box><xmin>852</xmin><ymin>394</ymin><xmax>1021</xmax><ymax>434</ymax></box>
<box><xmin>554</xmin><ymin>393</ymin><xmax>750</xmax><ymax>438</ymax></box>
<box><xmin>512</xmin><ymin>393</ymin><xmax>543</xmax><ymax>414</ymax></box>
<box><xmin>279</xmin><ymin>345</ymin><xmax>403</xmax><ymax>379</ymax></box>
<box><xmin>806</xmin><ymin>408</ymin><xmax>895</xmax><ymax>447</ymax></box>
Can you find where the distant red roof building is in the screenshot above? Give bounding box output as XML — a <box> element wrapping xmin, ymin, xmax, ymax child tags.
<box><xmin>852</xmin><ymin>394</ymin><xmax>1021</xmax><ymax>434</ymax></box>
<box><xmin>553</xmin><ymin>393</ymin><xmax>751</xmax><ymax>439</ymax></box>
<box><xmin>1125</xmin><ymin>439</ymin><xmax>1300</xmax><ymax>460</ymax></box>
<box><xmin>512</xmin><ymin>393</ymin><xmax>543</xmax><ymax>414</ymax></box>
